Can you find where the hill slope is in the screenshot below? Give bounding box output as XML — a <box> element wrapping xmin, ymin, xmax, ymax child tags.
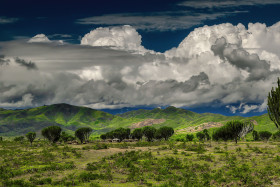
<box><xmin>0</xmin><ymin>103</ymin><xmax>114</xmax><ymax>136</ymax></box>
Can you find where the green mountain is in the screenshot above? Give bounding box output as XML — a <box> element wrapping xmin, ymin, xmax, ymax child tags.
<box><xmin>0</xmin><ymin>104</ymin><xmax>277</xmax><ymax>137</ymax></box>
<box><xmin>0</xmin><ymin>103</ymin><xmax>114</xmax><ymax>136</ymax></box>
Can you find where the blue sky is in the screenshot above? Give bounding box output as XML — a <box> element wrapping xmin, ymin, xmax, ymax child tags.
<box><xmin>1</xmin><ymin>0</ymin><xmax>280</xmax><ymax>116</ymax></box>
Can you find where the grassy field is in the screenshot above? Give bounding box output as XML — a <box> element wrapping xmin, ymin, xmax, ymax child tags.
<box><xmin>1</xmin><ymin>139</ymin><xmax>280</xmax><ymax>186</ymax></box>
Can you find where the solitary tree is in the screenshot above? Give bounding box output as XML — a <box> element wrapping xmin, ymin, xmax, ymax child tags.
<box><xmin>268</xmin><ymin>78</ymin><xmax>280</xmax><ymax>128</ymax></box>
<box><xmin>26</xmin><ymin>132</ymin><xmax>36</xmax><ymax>146</ymax></box>
<box><xmin>75</xmin><ymin>127</ymin><xmax>92</xmax><ymax>143</ymax></box>
<box><xmin>41</xmin><ymin>126</ymin><xmax>62</xmax><ymax>143</ymax></box>
<box><xmin>131</xmin><ymin>128</ymin><xmax>143</xmax><ymax>140</ymax></box>
<box><xmin>0</xmin><ymin>137</ymin><xmax>3</xmax><ymax>141</ymax></box>
<box><xmin>142</xmin><ymin>126</ymin><xmax>156</xmax><ymax>141</ymax></box>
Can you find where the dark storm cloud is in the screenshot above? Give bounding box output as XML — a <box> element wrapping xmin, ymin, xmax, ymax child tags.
<box><xmin>178</xmin><ymin>0</ymin><xmax>280</xmax><ymax>9</ymax></box>
<box><xmin>14</xmin><ymin>57</ymin><xmax>38</xmax><ymax>70</ymax></box>
<box><xmin>0</xmin><ymin>55</ymin><xmax>10</xmax><ymax>66</ymax></box>
<box><xmin>211</xmin><ymin>37</ymin><xmax>273</xmax><ymax>81</ymax></box>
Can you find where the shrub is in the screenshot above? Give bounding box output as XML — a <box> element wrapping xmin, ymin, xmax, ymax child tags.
<box><xmin>186</xmin><ymin>134</ymin><xmax>194</xmax><ymax>141</ymax></box>
<box><xmin>60</xmin><ymin>132</ymin><xmax>75</xmax><ymax>142</ymax></box>
<box><xmin>259</xmin><ymin>131</ymin><xmax>272</xmax><ymax>141</ymax></box>
<box><xmin>14</xmin><ymin>136</ymin><xmax>25</xmax><ymax>142</ymax></box>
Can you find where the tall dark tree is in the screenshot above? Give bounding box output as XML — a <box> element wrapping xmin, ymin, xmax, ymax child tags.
<box><xmin>110</xmin><ymin>127</ymin><xmax>131</xmax><ymax>141</ymax></box>
<box><xmin>142</xmin><ymin>126</ymin><xmax>156</xmax><ymax>141</ymax></box>
<box><xmin>196</xmin><ymin>132</ymin><xmax>205</xmax><ymax>141</ymax></box>
<box><xmin>156</xmin><ymin>126</ymin><xmax>174</xmax><ymax>141</ymax></box>
<box><xmin>203</xmin><ymin>129</ymin><xmax>211</xmax><ymax>141</ymax></box>
<box><xmin>26</xmin><ymin>132</ymin><xmax>36</xmax><ymax>146</ymax></box>
<box><xmin>131</xmin><ymin>128</ymin><xmax>143</xmax><ymax>140</ymax></box>
<box><xmin>268</xmin><ymin>77</ymin><xmax>280</xmax><ymax>128</ymax></box>
<box><xmin>41</xmin><ymin>126</ymin><xmax>62</xmax><ymax>143</ymax></box>
<box><xmin>75</xmin><ymin>127</ymin><xmax>92</xmax><ymax>143</ymax></box>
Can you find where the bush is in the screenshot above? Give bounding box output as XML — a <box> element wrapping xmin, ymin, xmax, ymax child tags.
<box><xmin>14</xmin><ymin>136</ymin><xmax>25</xmax><ymax>142</ymax></box>
<box><xmin>186</xmin><ymin>134</ymin><xmax>194</xmax><ymax>141</ymax></box>
<box><xmin>252</xmin><ymin>130</ymin><xmax>260</xmax><ymax>141</ymax></box>
<box><xmin>259</xmin><ymin>131</ymin><xmax>272</xmax><ymax>141</ymax></box>
<box><xmin>60</xmin><ymin>132</ymin><xmax>75</xmax><ymax>142</ymax></box>
<box><xmin>272</xmin><ymin>130</ymin><xmax>280</xmax><ymax>141</ymax></box>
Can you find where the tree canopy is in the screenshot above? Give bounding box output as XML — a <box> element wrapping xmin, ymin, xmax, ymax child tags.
<box><xmin>75</xmin><ymin>127</ymin><xmax>92</xmax><ymax>143</ymax></box>
<box><xmin>142</xmin><ymin>126</ymin><xmax>156</xmax><ymax>142</ymax></box>
<box><xmin>41</xmin><ymin>126</ymin><xmax>62</xmax><ymax>143</ymax></box>
<box><xmin>268</xmin><ymin>77</ymin><xmax>280</xmax><ymax>128</ymax></box>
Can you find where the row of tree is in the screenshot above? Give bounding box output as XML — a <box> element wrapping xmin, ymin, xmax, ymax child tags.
<box><xmin>185</xmin><ymin>120</ymin><xmax>280</xmax><ymax>143</ymax></box>
<box><xmin>100</xmin><ymin>126</ymin><xmax>175</xmax><ymax>142</ymax></box>
<box><xmin>11</xmin><ymin>126</ymin><xmax>93</xmax><ymax>146</ymax></box>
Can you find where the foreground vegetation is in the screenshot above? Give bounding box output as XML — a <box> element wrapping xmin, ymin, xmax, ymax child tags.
<box><xmin>2</xmin><ymin>139</ymin><xmax>280</xmax><ymax>186</ymax></box>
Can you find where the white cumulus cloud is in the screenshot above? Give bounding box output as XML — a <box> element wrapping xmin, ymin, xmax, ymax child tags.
<box><xmin>28</xmin><ymin>34</ymin><xmax>51</xmax><ymax>43</ymax></box>
<box><xmin>81</xmin><ymin>25</ymin><xmax>152</xmax><ymax>54</ymax></box>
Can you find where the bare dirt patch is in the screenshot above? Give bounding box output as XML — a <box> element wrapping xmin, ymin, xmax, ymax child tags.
<box><xmin>177</xmin><ymin>122</ymin><xmax>224</xmax><ymax>133</ymax></box>
<box><xmin>130</xmin><ymin>119</ymin><xmax>166</xmax><ymax>129</ymax></box>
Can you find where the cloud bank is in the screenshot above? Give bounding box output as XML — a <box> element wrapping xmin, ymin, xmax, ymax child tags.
<box><xmin>1</xmin><ymin>22</ymin><xmax>280</xmax><ymax>114</ymax></box>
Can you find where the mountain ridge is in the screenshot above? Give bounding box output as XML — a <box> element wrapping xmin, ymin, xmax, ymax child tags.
<box><xmin>0</xmin><ymin>103</ymin><xmax>277</xmax><ymax>137</ymax></box>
